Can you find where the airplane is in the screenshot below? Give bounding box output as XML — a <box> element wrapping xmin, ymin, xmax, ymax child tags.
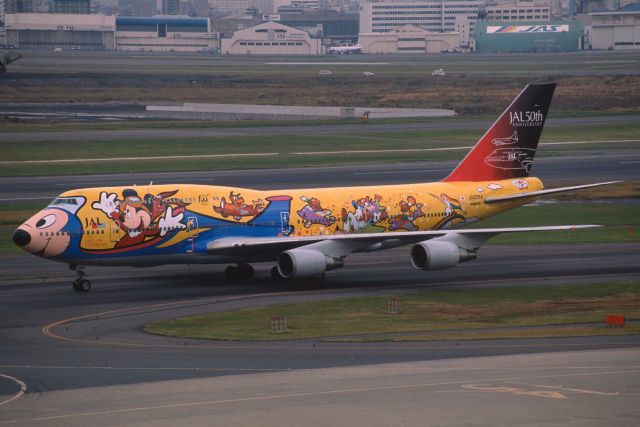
<box><xmin>13</xmin><ymin>82</ymin><xmax>618</xmax><ymax>292</ymax></box>
<box><xmin>0</xmin><ymin>50</ymin><xmax>21</xmax><ymax>74</ymax></box>
<box><xmin>328</xmin><ymin>44</ymin><xmax>362</xmax><ymax>54</ymax></box>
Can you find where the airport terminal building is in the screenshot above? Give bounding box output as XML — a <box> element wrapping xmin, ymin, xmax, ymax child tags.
<box><xmin>359</xmin><ymin>0</ymin><xmax>482</xmax><ymax>34</ymax></box>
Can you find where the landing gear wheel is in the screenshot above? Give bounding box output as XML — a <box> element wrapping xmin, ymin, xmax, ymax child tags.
<box><xmin>70</xmin><ymin>264</ymin><xmax>90</xmax><ymax>292</ymax></box>
<box><xmin>78</xmin><ymin>278</ymin><xmax>91</xmax><ymax>292</ymax></box>
<box><xmin>271</xmin><ymin>266</ymin><xmax>284</xmax><ymax>280</ymax></box>
<box><xmin>72</xmin><ymin>278</ymin><xmax>91</xmax><ymax>292</ymax></box>
<box><xmin>225</xmin><ymin>263</ymin><xmax>255</xmax><ymax>279</ymax></box>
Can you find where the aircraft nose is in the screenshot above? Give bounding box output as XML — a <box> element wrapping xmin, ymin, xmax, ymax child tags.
<box><xmin>12</xmin><ymin>228</ymin><xmax>31</xmax><ymax>247</ymax></box>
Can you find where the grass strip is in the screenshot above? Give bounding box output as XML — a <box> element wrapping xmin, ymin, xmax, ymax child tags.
<box><xmin>470</xmin><ymin>203</ymin><xmax>640</xmax><ymax>244</ymax></box>
<box><xmin>144</xmin><ymin>281</ymin><xmax>640</xmax><ymax>341</ymax></box>
<box><xmin>1</xmin><ymin>123</ymin><xmax>639</xmax><ymax>177</ymax></box>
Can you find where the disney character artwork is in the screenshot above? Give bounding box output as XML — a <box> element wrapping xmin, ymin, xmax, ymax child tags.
<box><xmin>92</xmin><ymin>189</ymin><xmax>188</xmax><ymax>249</ymax></box>
<box><xmin>297</xmin><ymin>196</ymin><xmax>336</xmax><ymax>228</ymax></box>
<box><xmin>213</xmin><ymin>191</ymin><xmax>265</xmax><ymax>221</ymax></box>
<box><xmin>429</xmin><ymin>193</ymin><xmax>466</xmax><ymax>229</ymax></box>
<box><xmin>388</xmin><ymin>196</ymin><xmax>426</xmax><ymax>231</ymax></box>
<box><xmin>340</xmin><ymin>194</ymin><xmax>388</xmax><ymax>233</ymax></box>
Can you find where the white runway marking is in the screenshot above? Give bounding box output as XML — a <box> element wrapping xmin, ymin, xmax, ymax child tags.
<box><xmin>2</xmin><ymin>139</ymin><xmax>638</xmax><ymax>165</ymax></box>
<box><xmin>1</xmin><ymin>369</ymin><xmax>637</xmax><ymax>424</ymax></box>
<box><xmin>0</xmin><ymin>373</ymin><xmax>27</xmax><ymax>406</ymax></box>
<box><xmin>266</xmin><ymin>62</ymin><xmax>392</xmax><ymax>65</ymax></box>
<box><xmin>0</xmin><ymin>196</ymin><xmax>54</xmax><ymax>202</ymax></box>
<box><xmin>353</xmin><ymin>169</ymin><xmax>451</xmax><ymax>175</ymax></box>
<box><xmin>0</xmin><ymin>153</ymin><xmax>279</xmax><ymax>165</ymax></box>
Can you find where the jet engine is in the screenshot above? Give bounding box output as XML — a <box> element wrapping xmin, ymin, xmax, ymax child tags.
<box><xmin>277</xmin><ymin>249</ymin><xmax>344</xmax><ymax>279</ymax></box>
<box><xmin>410</xmin><ymin>240</ymin><xmax>476</xmax><ymax>271</ymax></box>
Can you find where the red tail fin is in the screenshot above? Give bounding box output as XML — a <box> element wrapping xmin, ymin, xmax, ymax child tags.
<box><xmin>443</xmin><ymin>83</ymin><xmax>556</xmax><ymax>182</ymax></box>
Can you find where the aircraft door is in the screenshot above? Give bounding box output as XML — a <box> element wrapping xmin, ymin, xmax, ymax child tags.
<box><xmin>109</xmin><ymin>222</ymin><xmax>121</xmax><ymax>243</ymax></box>
<box><xmin>187</xmin><ymin>216</ymin><xmax>199</xmax><ymax>238</ymax></box>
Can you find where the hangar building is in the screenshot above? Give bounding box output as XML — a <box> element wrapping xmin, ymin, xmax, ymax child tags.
<box><xmin>115</xmin><ymin>16</ymin><xmax>219</xmax><ymax>52</ymax></box>
<box><xmin>359</xmin><ymin>24</ymin><xmax>461</xmax><ymax>53</ymax></box>
<box><xmin>474</xmin><ymin>20</ymin><xmax>582</xmax><ymax>52</ymax></box>
<box><xmin>4</xmin><ymin>13</ymin><xmax>116</xmax><ymax>49</ymax></box>
<box><xmin>276</xmin><ymin>9</ymin><xmax>359</xmax><ymax>43</ymax></box>
<box><xmin>221</xmin><ymin>21</ymin><xmax>322</xmax><ymax>54</ymax></box>
<box><xmin>588</xmin><ymin>3</ymin><xmax>640</xmax><ymax>50</ymax></box>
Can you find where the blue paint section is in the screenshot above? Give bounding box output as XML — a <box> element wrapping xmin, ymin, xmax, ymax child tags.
<box><xmin>61</xmin><ymin>195</ymin><xmax>293</xmax><ymax>263</ymax></box>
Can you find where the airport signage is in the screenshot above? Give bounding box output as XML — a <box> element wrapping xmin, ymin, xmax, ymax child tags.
<box><xmin>487</xmin><ymin>25</ymin><xmax>569</xmax><ymax>34</ymax></box>
<box><xmin>263</xmin><ymin>15</ymin><xmax>281</xmax><ymax>22</ymax></box>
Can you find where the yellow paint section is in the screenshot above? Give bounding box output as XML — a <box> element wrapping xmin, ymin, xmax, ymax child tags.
<box><xmin>60</xmin><ymin>178</ymin><xmax>544</xmax><ymax>251</ymax></box>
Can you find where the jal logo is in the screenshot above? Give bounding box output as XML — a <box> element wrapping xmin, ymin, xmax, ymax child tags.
<box><xmin>509</xmin><ymin>110</ymin><xmax>544</xmax><ymax>127</ymax></box>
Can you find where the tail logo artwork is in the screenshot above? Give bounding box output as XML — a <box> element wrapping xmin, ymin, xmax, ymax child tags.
<box><xmin>484</xmin><ymin>131</ymin><xmax>536</xmax><ymax>172</ymax></box>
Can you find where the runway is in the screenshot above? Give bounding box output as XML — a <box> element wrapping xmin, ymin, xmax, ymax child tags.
<box><xmin>0</xmin><ymin>241</ymin><xmax>639</xmax><ymax>425</ymax></box>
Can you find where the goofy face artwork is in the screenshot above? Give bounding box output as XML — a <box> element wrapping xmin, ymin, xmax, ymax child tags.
<box><xmin>92</xmin><ymin>189</ymin><xmax>188</xmax><ymax>249</ymax></box>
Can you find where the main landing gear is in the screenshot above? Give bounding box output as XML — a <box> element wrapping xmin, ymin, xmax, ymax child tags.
<box><xmin>70</xmin><ymin>265</ymin><xmax>91</xmax><ymax>292</ymax></box>
<box><xmin>224</xmin><ymin>263</ymin><xmax>255</xmax><ymax>279</ymax></box>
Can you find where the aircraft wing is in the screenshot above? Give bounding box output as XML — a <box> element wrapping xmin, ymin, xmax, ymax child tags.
<box><xmin>206</xmin><ymin>224</ymin><xmax>599</xmax><ymax>258</ymax></box>
<box><xmin>484</xmin><ymin>181</ymin><xmax>621</xmax><ymax>204</ymax></box>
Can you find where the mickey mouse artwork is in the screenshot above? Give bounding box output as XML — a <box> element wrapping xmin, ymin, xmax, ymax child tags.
<box><xmin>91</xmin><ymin>189</ymin><xmax>188</xmax><ymax>249</ymax></box>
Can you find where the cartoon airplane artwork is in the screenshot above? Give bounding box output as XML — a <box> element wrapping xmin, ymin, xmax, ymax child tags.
<box><xmin>13</xmin><ymin>83</ymin><xmax>619</xmax><ymax>291</ymax></box>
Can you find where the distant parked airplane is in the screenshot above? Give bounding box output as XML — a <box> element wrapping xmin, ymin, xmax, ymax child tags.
<box><xmin>328</xmin><ymin>44</ymin><xmax>362</xmax><ymax>54</ymax></box>
<box><xmin>13</xmin><ymin>83</ymin><xmax>617</xmax><ymax>291</ymax></box>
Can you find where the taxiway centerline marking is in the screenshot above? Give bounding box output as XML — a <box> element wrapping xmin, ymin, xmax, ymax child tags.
<box><xmin>2</xmin><ymin>369</ymin><xmax>637</xmax><ymax>425</ymax></box>
<box><xmin>0</xmin><ymin>374</ymin><xmax>27</xmax><ymax>407</ymax></box>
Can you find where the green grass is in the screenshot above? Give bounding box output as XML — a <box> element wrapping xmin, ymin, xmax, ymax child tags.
<box><xmin>2</xmin><ymin>122</ymin><xmax>639</xmax><ymax>177</ymax></box>
<box><xmin>144</xmin><ymin>281</ymin><xmax>640</xmax><ymax>341</ymax></box>
<box><xmin>472</xmin><ymin>203</ymin><xmax>640</xmax><ymax>244</ymax></box>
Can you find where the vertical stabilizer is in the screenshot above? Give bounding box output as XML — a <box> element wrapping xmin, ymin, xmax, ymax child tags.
<box><xmin>443</xmin><ymin>83</ymin><xmax>556</xmax><ymax>182</ymax></box>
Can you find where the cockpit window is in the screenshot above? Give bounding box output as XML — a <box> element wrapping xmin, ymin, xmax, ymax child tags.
<box><xmin>51</xmin><ymin>198</ymin><xmax>78</xmax><ymax>206</ymax></box>
<box><xmin>47</xmin><ymin>196</ymin><xmax>86</xmax><ymax>215</ymax></box>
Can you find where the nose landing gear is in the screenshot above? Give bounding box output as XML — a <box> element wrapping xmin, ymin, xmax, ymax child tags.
<box><xmin>70</xmin><ymin>265</ymin><xmax>91</xmax><ymax>292</ymax></box>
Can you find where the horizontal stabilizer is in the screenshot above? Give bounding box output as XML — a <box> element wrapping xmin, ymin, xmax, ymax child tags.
<box><xmin>484</xmin><ymin>181</ymin><xmax>621</xmax><ymax>204</ymax></box>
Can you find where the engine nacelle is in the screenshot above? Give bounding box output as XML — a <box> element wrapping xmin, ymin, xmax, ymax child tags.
<box><xmin>410</xmin><ymin>240</ymin><xmax>476</xmax><ymax>271</ymax></box>
<box><xmin>277</xmin><ymin>249</ymin><xmax>344</xmax><ymax>279</ymax></box>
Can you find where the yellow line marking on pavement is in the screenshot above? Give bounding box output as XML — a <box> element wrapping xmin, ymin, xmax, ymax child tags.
<box><xmin>511</xmin><ymin>382</ymin><xmax>620</xmax><ymax>396</ymax></box>
<box><xmin>0</xmin><ymin>374</ymin><xmax>27</xmax><ymax>407</ymax></box>
<box><xmin>39</xmin><ymin>272</ymin><xmax>640</xmax><ymax>350</ymax></box>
